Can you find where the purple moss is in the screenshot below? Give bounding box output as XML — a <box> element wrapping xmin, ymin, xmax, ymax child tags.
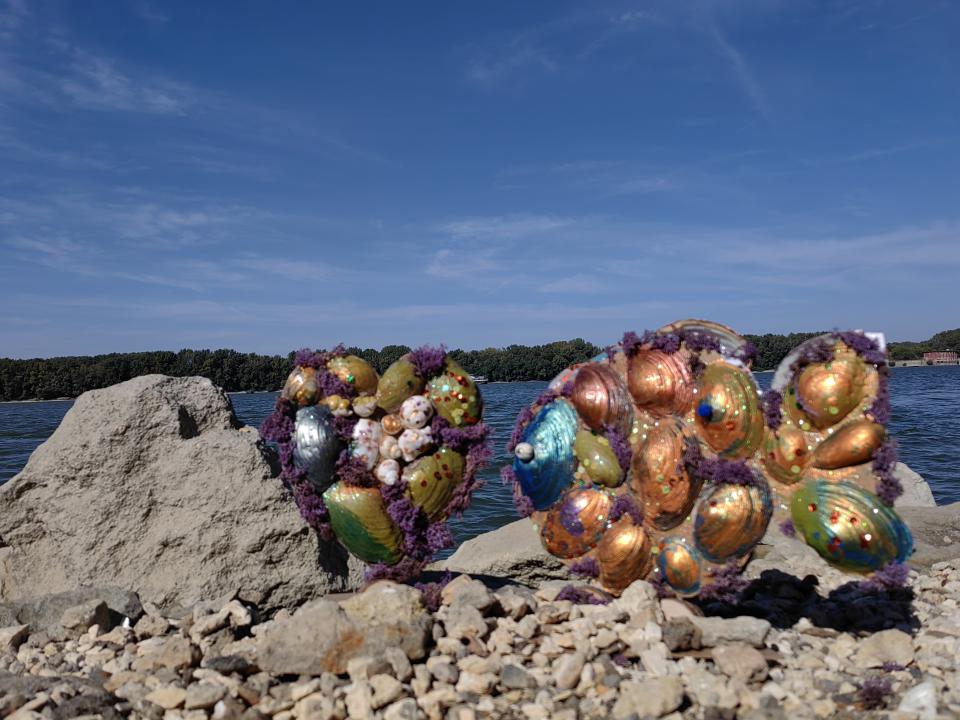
<box><xmin>507</xmin><ymin>405</ymin><xmax>535</xmax><ymax>453</ymax></box>
<box><xmin>414</xmin><ymin>572</ymin><xmax>454</xmax><ymax>612</ymax></box>
<box><xmin>697</xmin><ymin>561</ymin><xmax>748</xmax><ymax>604</ymax></box>
<box><xmin>621</xmin><ymin>331</ymin><xmax>642</xmax><ymax>357</ymax></box>
<box><xmin>259</xmin><ymin>406</ymin><xmax>295</xmax><ymax>443</ymax></box>
<box><xmin>433</xmin><ymin>415</ymin><xmax>490</xmax><ymax>452</ymax></box>
<box><xmin>318</xmin><ymin>368</ymin><xmax>355</xmax><ymax>398</ymax></box>
<box><xmin>612</xmin><ymin>653</ymin><xmax>632</xmax><ymax>668</ymax></box>
<box><xmin>762</xmin><ymin>389</ymin><xmax>783</xmax><ymax>431</ymax></box>
<box><xmin>569</xmin><ymin>557</ymin><xmax>600</xmax><ymax>578</ymax></box>
<box><xmin>650</xmin><ymin>332</ymin><xmax>682</xmax><ymax>354</ymax></box>
<box><xmin>514</xmin><ymin>489</ymin><xmax>535</xmax><ymax>517</ymax></box>
<box><xmin>609</xmin><ymin>494</ymin><xmax>644</xmax><ymax>526</ymax></box>
<box><xmin>555</xmin><ymin>584</ymin><xmax>610</xmax><ymax>605</ymax></box>
<box><xmin>446</xmin><ymin>441</ymin><xmax>490</xmax><ymax>517</ymax></box>
<box><xmin>331</xmin><ymin>415</ymin><xmax>358</xmax><ymax>443</ymax></box>
<box><xmin>365</xmin><ymin>555</ymin><xmax>425</xmax><ymax>584</ymax></box>
<box><xmin>881</xmin><ymin>662</ymin><xmax>906</xmax><ymax>672</ymax></box>
<box><xmin>857</xmin><ymin>676</ymin><xmax>893</xmax><ymax>710</ymax></box>
<box><xmin>873</xmin><ymin>439</ymin><xmax>902</xmax><ymax>506</ymax></box>
<box><xmin>869</xmin><ymin>369</ymin><xmax>891</xmax><ymax>424</ymax></box>
<box><xmin>859</xmin><ymin>561</ymin><xmax>910</xmax><ymax>592</ymax></box>
<box><xmin>683</xmin><ymin>438</ymin><xmax>763</xmax><ymax>488</ymax></box>
<box><xmin>736</xmin><ymin>341</ymin><xmax>758</xmax><ymax>366</ymax></box>
<box><xmin>790</xmin><ymin>338</ymin><xmax>835</xmax><ymax>378</ymax></box>
<box><xmin>293</xmin><ymin>348</ymin><xmax>324</xmax><ymax>368</ymax></box>
<box><xmin>833</xmin><ymin>331</ymin><xmax>886</xmax><ymax>366</ymax></box>
<box><xmin>410</xmin><ymin>345</ymin><xmax>447</xmax><ymax>379</ymax></box>
<box><xmin>335</xmin><ymin>452</ymin><xmax>377</xmax><ymax>487</ymax></box>
<box><xmin>779</xmin><ymin>518</ymin><xmax>797</xmax><ymax>538</ymax></box>
<box><xmin>682</xmin><ymin>331</ymin><xmax>722</xmax><ymax>355</ymax></box>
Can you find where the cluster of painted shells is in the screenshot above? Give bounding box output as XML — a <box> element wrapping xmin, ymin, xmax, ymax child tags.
<box><xmin>508</xmin><ymin>320</ymin><xmax>913</xmax><ymax>597</ymax></box>
<box><xmin>266</xmin><ymin>349</ymin><xmax>486</xmax><ymax>574</ymax></box>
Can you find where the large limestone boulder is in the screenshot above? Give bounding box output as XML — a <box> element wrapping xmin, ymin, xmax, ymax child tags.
<box><xmin>0</xmin><ymin>375</ymin><xmax>363</xmax><ymax>615</ymax></box>
<box><xmin>437</xmin><ymin>519</ymin><xmax>565</xmax><ymax>585</ymax></box>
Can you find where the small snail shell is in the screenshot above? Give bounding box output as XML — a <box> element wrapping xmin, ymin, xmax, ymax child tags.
<box><xmin>515</xmin><ymin>442</ymin><xmax>535</xmax><ymax>462</ymax></box>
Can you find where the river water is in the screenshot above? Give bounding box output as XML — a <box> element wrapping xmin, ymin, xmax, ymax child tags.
<box><xmin>1</xmin><ymin>367</ymin><xmax>957</xmax><ymax>549</ymax></box>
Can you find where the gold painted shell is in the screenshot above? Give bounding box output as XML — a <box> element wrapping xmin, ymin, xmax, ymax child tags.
<box><xmin>761</xmin><ymin>425</ymin><xmax>811</xmax><ymax>485</ymax></box>
<box><xmin>597</xmin><ymin>519</ymin><xmax>652</xmax><ymax>594</ymax></box>
<box><xmin>693</xmin><ymin>482</ymin><xmax>773</xmax><ymax>562</ymax></box>
<box><xmin>785</xmin><ymin>346</ymin><xmax>876</xmax><ymax>431</ymax></box>
<box><xmin>376</xmin><ymin>358</ymin><xmax>425</xmax><ymax>412</ymax></box>
<box><xmin>281</xmin><ymin>366</ymin><xmax>319</xmax><ymax>407</ymax></box>
<box><xmin>627</xmin><ymin>349</ymin><xmax>694</xmax><ymax>417</ymax></box>
<box><xmin>694</xmin><ymin>361</ymin><xmax>764</xmax><ymax>459</ymax></box>
<box><xmin>570</xmin><ymin>364</ymin><xmax>635</xmax><ymax>437</ymax></box>
<box><xmin>540</xmin><ymin>488</ymin><xmax>613</xmax><ymax>559</ymax></box>
<box><xmin>327</xmin><ymin>355</ymin><xmax>380</xmax><ymax>397</ymax></box>
<box><xmin>813</xmin><ymin>419</ymin><xmax>886</xmax><ymax>470</ymax></box>
<box><xmin>403</xmin><ymin>447</ymin><xmax>464</xmax><ymax>521</ymax></box>
<box><xmin>426</xmin><ymin>358</ymin><xmax>482</xmax><ymax>426</ymax></box>
<box><xmin>630</xmin><ymin>420</ymin><xmax>702</xmax><ymax>531</ymax></box>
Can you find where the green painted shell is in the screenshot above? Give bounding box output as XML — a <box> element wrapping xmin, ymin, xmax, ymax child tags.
<box><xmin>376</xmin><ymin>358</ymin><xmax>425</xmax><ymax>413</ymax></box>
<box><xmin>323</xmin><ymin>482</ymin><xmax>403</xmax><ymax>565</ymax></box>
<box><xmin>573</xmin><ymin>430</ymin><xmax>624</xmax><ymax>488</ymax></box>
<box><xmin>403</xmin><ymin>447</ymin><xmax>465</xmax><ymax>520</ymax></box>
<box><xmin>426</xmin><ymin>358</ymin><xmax>482</xmax><ymax>427</ymax></box>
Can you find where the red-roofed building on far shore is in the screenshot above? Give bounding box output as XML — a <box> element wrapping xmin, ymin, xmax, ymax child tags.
<box><xmin>923</xmin><ymin>351</ymin><xmax>959</xmax><ymax>365</ymax></box>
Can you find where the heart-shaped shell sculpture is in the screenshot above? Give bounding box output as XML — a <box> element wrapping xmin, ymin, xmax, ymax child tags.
<box><xmin>260</xmin><ymin>346</ymin><xmax>489</xmax><ymax>581</ymax></box>
<box><xmin>505</xmin><ymin>320</ymin><xmax>913</xmax><ymax>597</ymax></box>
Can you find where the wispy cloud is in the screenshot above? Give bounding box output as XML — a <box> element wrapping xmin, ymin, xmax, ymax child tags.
<box><xmin>131</xmin><ymin>0</ymin><xmax>169</xmax><ymax>25</ymax></box>
<box><xmin>538</xmin><ymin>273</ymin><xmax>605</xmax><ymax>294</ymax></box>
<box><xmin>708</xmin><ymin>23</ymin><xmax>769</xmax><ymax>116</ymax></box>
<box><xmin>441</xmin><ymin>214</ymin><xmax>572</xmax><ymax>240</ymax></box>
<box><xmin>0</xmin><ymin>0</ymin><xmax>27</xmax><ymax>37</ymax></box>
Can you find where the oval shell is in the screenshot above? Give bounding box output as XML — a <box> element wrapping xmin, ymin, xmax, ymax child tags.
<box><xmin>377</xmin><ymin>358</ymin><xmax>425</xmax><ymax>413</ymax></box>
<box><xmin>293</xmin><ymin>406</ymin><xmax>342</xmax><ymax>493</ymax></box>
<box><xmin>328</xmin><ymin>355</ymin><xmax>379</xmax><ymax>396</ymax></box>
<box><xmin>658</xmin><ymin>319</ymin><xmax>750</xmax><ymax>360</ymax></box>
<box><xmin>426</xmin><ymin>358</ymin><xmax>482</xmax><ymax>427</ymax></box>
<box><xmin>540</xmin><ymin>488</ymin><xmax>613</xmax><ymax>559</ymax></box>
<box><xmin>571</xmin><ymin>364</ymin><xmax>635</xmax><ymax>437</ymax></box>
<box><xmin>323</xmin><ymin>483</ymin><xmax>403</xmax><ymax>565</ymax></box>
<box><xmin>630</xmin><ymin>420</ymin><xmax>703</xmax><ymax>531</ymax></box>
<box><xmin>693</xmin><ymin>482</ymin><xmax>773</xmax><ymax>562</ymax></box>
<box><xmin>657</xmin><ymin>537</ymin><xmax>703</xmax><ymax>596</ymax></box>
<box><xmin>789</xmin><ymin>350</ymin><xmax>871</xmax><ymax>430</ymax></box>
<box><xmin>573</xmin><ymin>430</ymin><xmax>624</xmax><ymax>488</ymax></box>
<box><xmin>761</xmin><ymin>425</ymin><xmax>810</xmax><ymax>484</ymax></box>
<box><xmin>282</xmin><ymin>366</ymin><xmax>319</xmax><ymax>407</ymax></box>
<box><xmin>790</xmin><ymin>480</ymin><xmax>913</xmax><ymax>572</ymax></box>
<box><xmin>813</xmin><ymin>419</ymin><xmax>886</xmax><ymax>470</ymax></box>
<box><xmin>403</xmin><ymin>447</ymin><xmax>465</xmax><ymax>520</ymax></box>
<box><xmin>627</xmin><ymin>349</ymin><xmax>694</xmax><ymax>416</ymax></box>
<box><xmin>596</xmin><ymin>520</ymin><xmax>653</xmax><ymax>594</ymax></box>
<box><xmin>695</xmin><ymin>362</ymin><xmax>764</xmax><ymax>458</ymax></box>
<box><xmin>513</xmin><ymin>400</ymin><xmax>578</xmax><ymax>511</ymax></box>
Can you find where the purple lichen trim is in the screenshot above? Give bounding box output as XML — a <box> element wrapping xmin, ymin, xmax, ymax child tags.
<box><xmin>790</xmin><ymin>338</ymin><xmax>835</xmax><ymax>380</ymax></box>
<box><xmin>762</xmin><ymin>389</ymin><xmax>783</xmax><ymax>431</ymax></box>
<box><xmin>735</xmin><ymin>341</ymin><xmax>758</xmax><ymax>366</ymax></box>
<box><xmin>414</xmin><ymin>571</ymin><xmax>454</xmax><ymax>612</ymax></box>
<box><xmin>688</xmin><ymin>355</ymin><xmax>706</xmax><ymax>379</ymax></box>
<box><xmin>859</xmin><ymin>561</ymin><xmax>910</xmax><ymax>592</ymax></box>
<box><xmin>410</xmin><ymin>345</ymin><xmax>447</xmax><ymax>379</ymax></box>
<box><xmin>873</xmin><ymin>438</ymin><xmax>902</xmax><ymax>506</ymax></box>
<box><xmin>431</xmin><ymin>415</ymin><xmax>490</xmax><ymax>452</ymax></box>
<box><xmin>603</xmin><ymin>424</ymin><xmax>633</xmax><ymax>475</ymax></box>
<box><xmin>609</xmin><ymin>494</ymin><xmax>644</xmax><ymax>526</ymax></box>
<box><xmin>569</xmin><ymin>557</ymin><xmax>600</xmax><ymax>579</ymax></box>
<box><xmin>556</xmin><ymin>584</ymin><xmax>610</xmax><ymax>605</ymax></box>
<box><xmin>682</xmin><ymin>438</ymin><xmax>763</xmax><ymax>488</ymax></box>
<box><xmin>697</xmin><ymin>560</ymin><xmax>748</xmax><ymax>603</ymax></box>
<box><xmin>335</xmin><ymin>451</ymin><xmax>377</xmax><ymax>487</ymax></box>
<box><xmin>506</xmin><ymin>383</ymin><xmax>573</xmax><ymax>453</ymax></box>
<box><xmin>881</xmin><ymin>662</ymin><xmax>906</xmax><ymax>672</ymax></box>
<box><xmin>260</xmin><ymin>404</ymin><xmax>295</xmax><ymax>443</ymax></box>
<box><xmin>869</xmin><ymin>367</ymin><xmax>891</xmax><ymax>424</ymax></box>
<box><xmin>318</xmin><ymin>368</ymin><xmax>355</xmax><ymax>399</ymax></box>
<box><xmin>779</xmin><ymin>518</ymin><xmax>797</xmax><ymax>538</ymax></box>
<box><xmin>682</xmin><ymin>331</ymin><xmax>722</xmax><ymax>355</ymax></box>
<box><xmin>857</xmin><ymin>677</ymin><xmax>893</xmax><ymax>710</ymax></box>
<box><xmin>650</xmin><ymin>572</ymin><xmax>672</xmax><ymax>599</ymax></box>
<box><xmin>365</xmin><ymin>555</ymin><xmax>425</xmax><ymax>584</ymax></box>
<box><xmin>641</xmin><ymin>330</ymin><xmax>681</xmax><ymax>354</ymax></box>
<box><xmin>293</xmin><ymin>348</ymin><xmax>324</xmax><ymax>368</ymax></box>
<box><xmin>621</xmin><ymin>331</ymin><xmax>643</xmax><ymax>357</ymax></box>
<box><xmin>833</xmin><ymin>331</ymin><xmax>886</xmax><ymax>366</ymax></box>
<box><xmin>503</xmin><ymin>464</ymin><xmax>535</xmax><ymax>518</ymax></box>
<box><xmin>332</xmin><ymin>415</ymin><xmax>358</xmax><ymax>443</ymax></box>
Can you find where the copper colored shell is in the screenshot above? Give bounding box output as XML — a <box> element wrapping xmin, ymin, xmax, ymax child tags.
<box><xmin>657</xmin><ymin>537</ymin><xmax>703</xmax><ymax>596</ymax></box>
<box><xmin>788</xmin><ymin>350</ymin><xmax>871</xmax><ymax>430</ymax></box>
<box><xmin>626</xmin><ymin>349</ymin><xmax>694</xmax><ymax>417</ymax></box>
<box><xmin>596</xmin><ymin>519</ymin><xmax>652</xmax><ymax>594</ymax></box>
<box><xmin>694</xmin><ymin>362</ymin><xmax>765</xmax><ymax>459</ymax></box>
<box><xmin>693</xmin><ymin>482</ymin><xmax>773</xmax><ymax>562</ymax></box>
<box><xmin>328</xmin><ymin>355</ymin><xmax>380</xmax><ymax>397</ymax></box>
<box><xmin>540</xmin><ymin>487</ymin><xmax>613</xmax><ymax>559</ymax></box>
<box><xmin>813</xmin><ymin>419</ymin><xmax>886</xmax><ymax>470</ymax></box>
<box><xmin>282</xmin><ymin>366</ymin><xmax>319</xmax><ymax>407</ymax></box>
<box><xmin>381</xmin><ymin>414</ymin><xmax>404</xmax><ymax>436</ymax></box>
<box><xmin>761</xmin><ymin>425</ymin><xmax>811</xmax><ymax>485</ymax></box>
<box><xmin>630</xmin><ymin>420</ymin><xmax>702</xmax><ymax>531</ymax></box>
<box><xmin>571</xmin><ymin>364</ymin><xmax>635</xmax><ymax>437</ymax></box>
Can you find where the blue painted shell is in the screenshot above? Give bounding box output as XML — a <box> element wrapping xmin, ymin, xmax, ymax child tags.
<box><xmin>514</xmin><ymin>399</ymin><xmax>578</xmax><ymax>511</ymax></box>
<box><xmin>657</xmin><ymin>537</ymin><xmax>702</xmax><ymax>596</ymax></box>
<box><xmin>293</xmin><ymin>406</ymin><xmax>343</xmax><ymax>494</ymax></box>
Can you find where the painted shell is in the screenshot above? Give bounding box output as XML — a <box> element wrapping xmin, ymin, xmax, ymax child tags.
<box><xmin>813</xmin><ymin>419</ymin><xmax>886</xmax><ymax>470</ymax></box>
<box><xmin>327</xmin><ymin>355</ymin><xmax>380</xmax><ymax>397</ymax></box>
<box><xmin>514</xmin><ymin>400</ymin><xmax>578</xmax><ymax>511</ymax></box>
<box><xmin>694</xmin><ymin>361</ymin><xmax>764</xmax><ymax>458</ymax></box>
<box><xmin>282</xmin><ymin>366</ymin><xmax>319</xmax><ymax>407</ymax></box>
<box><xmin>403</xmin><ymin>447</ymin><xmax>465</xmax><ymax>521</ymax></box>
<box><xmin>426</xmin><ymin>358</ymin><xmax>482</xmax><ymax>427</ymax></box>
<box><xmin>630</xmin><ymin>419</ymin><xmax>703</xmax><ymax>531</ymax></box>
<box><xmin>323</xmin><ymin>483</ymin><xmax>403</xmax><ymax>565</ymax></box>
<box><xmin>786</xmin><ymin>349</ymin><xmax>874</xmax><ymax>431</ymax></box>
<box><xmin>761</xmin><ymin>425</ymin><xmax>811</xmax><ymax>485</ymax></box>
<box><xmin>571</xmin><ymin>364</ymin><xmax>634</xmax><ymax>437</ymax></box>
<box><xmin>659</xmin><ymin>319</ymin><xmax>751</xmax><ymax>360</ymax></box>
<box><xmin>573</xmin><ymin>431</ymin><xmax>624</xmax><ymax>488</ymax></box>
<box><xmin>596</xmin><ymin>519</ymin><xmax>652</xmax><ymax>594</ymax></box>
<box><xmin>693</xmin><ymin>482</ymin><xmax>773</xmax><ymax>562</ymax></box>
<box><xmin>790</xmin><ymin>480</ymin><xmax>913</xmax><ymax>572</ymax></box>
<box><xmin>292</xmin><ymin>406</ymin><xmax>342</xmax><ymax>493</ymax></box>
<box><xmin>626</xmin><ymin>349</ymin><xmax>694</xmax><ymax>417</ymax></box>
<box><xmin>657</xmin><ymin>537</ymin><xmax>703</xmax><ymax>596</ymax></box>
<box><xmin>540</xmin><ymin>487</ymin><xmax>613</xmax><ymax>559</ymax></box>
<box><xmin>377</xmin><ymin>358</ymin><xmax>425</xmax><ymax>413</ymax></box>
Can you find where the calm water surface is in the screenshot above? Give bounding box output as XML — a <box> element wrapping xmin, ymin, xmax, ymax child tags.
<box><xmin>1</xmin><ymin>367</ymin><xmax>958</xmax><ymax>549</ymax></box>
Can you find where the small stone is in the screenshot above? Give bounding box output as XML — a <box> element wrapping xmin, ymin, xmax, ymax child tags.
<box><xmin>444</xmin><ymin>605</ymin><xmax>488</xmax><ymax>641</ymax></box>
<box><xmin>691</xmin><ymin>616</ymin><xmax>771</xmax><ymax>648</ymax></box>
<box><xmin>501</xmin><ymin>664</ymin><xmax>536</xmax><ymax>689</ymax></box>
<box><xmin>383</xmin><ymin>697</ymin><xmax>419</xmax><ymax>720</ymax></box>
<box><xmin>441</xmin><ymin>575</ymin><xmax>496</xmax><ymax>613</ymax></box>
<box><xmin>145</xmin><ymin>686</ymin><xmax>187</xmax><ymax>710</ymax></box>
<box><xmin>662</xmin><ymin>617</ymin><xmax>702</xmax><ymax>652</ymax></box>
<box><xmin>660</xmin><ymin>598</ymin><xmax>696</xmax><ymax>620</ymax></box>
<box><xmin>712</xmin><ymin>644</ymin><xmax>769</xmax><ymax>683</ymax></box>
<box><xmin>61</xmin><ymin>600</ymin><xmax>113</xmax><ymax>632</ymax></box>
<box><xmin>613</xmin><ymin>581</ymin><xmax>661</xmax><ymax>625</ymax></box>
<box><xmin>456</xmin><ymin>670</ymin><xmax>495</xmax><ymax>695</ymax></box>
<box><xmin>495</xmin><ymin>586</ymin><xmax>534</xmax><ymax>620</ymax></box>
<box><xmin>370</xmin><ymin>674</ymin><xmax>404</xmax><ymax>709</ymax></box>
<box><xmin>347</xmin><ymin>655</ymin><xmax>392</xmax><ymax>681</ymax></box>
<box><xmin>345</xmin><ymin>682</ymin><xmax>374</xmax><ymax>720</ymax></box>
<box><xmin>554</xmin><ymin>652</ymin><xmax>586</xmax><ymax>691</ymax></box>
<box><xmin>522</xmin><ymin>702</ymin><xmax>550</xmax><ymax>719</ymax></box>
<box><xmin>898</xmin><ymin>680</ymin><xmax>937</xmax><ymax>720</ymax></box>
<box><xmin>0</xmin><ymin>625</ymin><xmax>30</xmax><ymax>652</ymax></box>
<box><xmin>613</xmin><ymin>676</ymin><xmax>684</xmax><ymax>719</ymax></box>
<box><xmin>856</xmin><ymin>629</ymin><xmax>915</xmax><ymax>668</ymax></box>
<box><xmin>185</xmin><ymin>682</ymin><xmax>227</xmax><ymax>710</ymax></box>
<box><xmin>383</xmin><ymin>646</ymin><xmax>414</xmax><ymax>682</ymax></box>
<box><xmin>426</xmin><ymin>656</ymin><xmax>459</xmax><ymax>684</ymax></box>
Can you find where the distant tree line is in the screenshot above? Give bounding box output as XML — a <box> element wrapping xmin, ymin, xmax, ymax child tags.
<box><xmin>1</xmin><ymin>330</ymin><xmax>956</xmax><ymax>401</ymax></box>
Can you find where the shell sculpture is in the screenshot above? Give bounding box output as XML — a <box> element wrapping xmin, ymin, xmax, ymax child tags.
<box><xmin>504</xmin><ymin>320</ymin><xmax>913</xmax><ymax>597</ymax></box>
<box><xmin>261</xmin><ymin>345</ymin><xmax>489</xmax><ymax>581</ymax></box>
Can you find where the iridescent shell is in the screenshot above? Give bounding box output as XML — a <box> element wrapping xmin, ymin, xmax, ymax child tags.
<box><xmin>813</xmin><ymin>420</ymin><xmax>886</xmax><ymax>470</ymax></box>
<box><xmin>596</xmin><ymin>520</ymin><xmax>652</xmax><ymax>594</ymax></box>
<box><xmin>790</xmin><ymin>480</ymin><xmax>913</xmax><ymax>572</ymax></box>
<box><xmin>761</xmin><ymin>425</ymin><xmax>810</xmax><ymax>485</ymax></box>
<box><xmin>403</xmin><ymin>447</ymin><xmax>464</xmax><ymax>520</ymax></box>
<box><xmin>630</xmin><ymin>419</ymin><xmax>702</xmax><ymax>531</ymax></box>
<box><xmin>657</xmin><ymin>537</ymin><xmax>702</xmax><ymax>596</ymax></box>
<box><xmin>513</xmin><ymin>400</ymin><xmax>578</xmax><ymax>511</ymax></box>
<box><xmin>293</xmin><ymin>406</ymin><xmax>342</xmax><ymax>493</ymax></box>
<box><xmin>694</xmin><ymin>361</ymin><xmax>764</xmax><ymax>458</ymax></box>
<box><xmin>786</xmin><ymin>349</ymin><xmax>873</xmax><ymax>431</ymax></box>
<box><xmin>571</xmin><ymin>364</ymin><xmax>635</xmax><ymax>437</ymax></box>
<box><xmin>381</xmin><ymin>414</ymin><xmax>404</xmax><ymax>436</ymax></box>
<box><xmin>328</xmin><ymin>355</ymin><xmax>380</xmax><ymax>397</ymax></box>
<box><xmin>282</xmin><ymin>366</ymin><xmax>319</xmax><ymax>407</ymax></box>
<box><xmin>658</xmin><ymin>319</ymin><xmax>750</xmax><ymax>360</ymax></box>
<box><xmin>540</xmin><ymin>487</ymin><xmax>613</xmax><ymax>559</ymax></box>
<box><xmin>323</xmin><ymin>483</ymin><xmax>403</xmax><ymax>565</ymax></box>
<box><xmin>627</xmin><ymin>349</ymin><xmax>694</xmax><ymax>416</ymax></box>
<box><xmin>693</xmin><ymin>482</ymin><xmax>773</xmax><ymax>562</ymax></box>
<box><xmin>426</xmin><ymin>359</ymin><xmax>482</xmax><ymax>427</ymax></box>
<box><xmin>573</xmin><ymin>431</ymin><xmax>623</xmax><ymax>488</ymax></box>
<box><xmin>376</xmin><ymin>358</ymin><xmax>425</xmax><ymax>413</ymax></box>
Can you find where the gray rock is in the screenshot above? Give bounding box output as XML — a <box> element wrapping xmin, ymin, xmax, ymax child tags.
<box><xmin>441</xmin><ymin>575</ymin><xmax>496</xmax><ymax>613</ymax></box>
<box><xmin>662</xmin><ymin>617</ymin><xmax>702</xmax><ymax>652</ymax></box>
<box><xmin>61</xmin><ymin>599</ymin><xmax>113</xmax><ymax>632</ymax></box>
<box><xmin>0</xmin><ymin>624</ymin><xmax>28</xmax><ymax>652</ymax></box>
<box><xmin>691</xmin><ymin>616</ymin><xmax>771</xmax><ymax>648</ymax></box>
<box><xmin>898</xmin><ymin>503</ymin><xmax>960</xmax><ymax>569</ymax></box>
<box><xmin>894</xmin><ymin>462</ymin><xmax>937</xmax><ymax>508</ymax></box>
<box><xmin>855</xmin><ymin>628</ymin><xmax>915</xmax><ymax>668</ymax></box>
<box><xmin>612</xmin><ymin>676</ymin><xmax>685</xmax><ymax>718</ymax></box>
<box><xmin>185</xmin><ymin>683</ymin><xmax>227</xmax><ymax>711</ymax></box>
<box><xmin>501</xmin><ymin>664</ymin><xmax>536</xmax><ymax>689</ymax></box>
<box><xmin>0</xmin><ymin>375</ymin><xmax>364</xmax><ymax>615</ymax></box>
<box><xmin>553</xmin><ymin>652</ymin><xmax>585</xmax><ymax>691</ymax></box>
<box><xmin>711</xmin><ymin>643</ymin><xmax>769</xmax><ymax>683</ymax></box>
<box><xmin>0</xmin><ymin>587</ymin><xmax>141</xmax><ymax>636</ymax></box>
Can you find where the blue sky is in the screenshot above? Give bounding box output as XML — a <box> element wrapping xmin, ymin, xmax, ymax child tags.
<box><xmin>1</xmin><ymin>0</ymin><xmax>958</xmax><ymax>358</ymax></box>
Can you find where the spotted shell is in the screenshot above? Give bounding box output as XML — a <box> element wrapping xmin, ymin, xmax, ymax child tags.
<box><xmin>626</xmin><ymin>349</ymin><xmax>694</xmax><ymax>417</ymax></box>
<box><xmin>514</xmin><ymin>399</ymin><xmax>579</xmax><ymax>511</ymax></box>
<box><xmin>403</xmin><ymin>447</ymin><xmax>465</xmax><ymax>521</ymax></box>
<box><xmin>281</xmin><ymin>366</ymin><xmax>319</xmax><ymax>407</ymax></box>
<box><xmin>292</xmin><ymin>406</ymin><xmax>342</xmax><ymax>493</ymax></box>
<box><xmin>570</xmin><ymin>364</ymin><xmax>634</xmax><ymax>437</ymax></box>
<box><xmin>573</xmin><ymin>430</ymin><xmax>624</xmax><ymax>488</ymax></box>
<box><xmin>540</xmin><ymin>488</ymin><xmax>613</xmax><ymax>559</ymax></box>
<box><xmin>327</xmin><ymin>355</ymin><xmax>379</xmax><ymax>396</ymax></box>
<box><xmin>323</xmin><ymin>483</ymin><xmax>403</xmax><ymax>565</ymax></box>
<box><xmin>785</xmin><ymin>348</ymin><xmax>875</xmax><ymax>431</ymax></box>
<box><xmin>426</xmin><ymin>358</ymin><xmax>482</xmax><ymax>427</ymax></box>
<box><xmin>693</xmin><ymin>482</ymin><xmax>773</xmax><ymax>562</ymax></box>
<box><xmin>596</xmin><ymin>519</ymin><xmax>652</xmax><ymax>594</ymax></box>
<box><xmin>694</xmin><ymin>361</ymin><xmax>764</xmax><ymax>459</ymax></box>
<box><xmin>761</xmin><ymin>425</ymin><xmax>811</xmax><ymax>485</ymax></box>
<box><xmin>790</xmin><ymin>480</ymin><xmax>913</xmax><ymax>572</ymax></box>
<box><xmin>376</xmin><ymin>358</ymin><xmax>425</xmax><ymax>413</ymax></box>
<box><xmin>630</xmin><ymin>419</ymin><xmax>703</xmax><ymax>531</ymax></box>
<box><xmin>813</xmin><ymin>419</ymin><xmax>886</xmax><ymax>470</ymax></box>
<box><xmin>657</xmin><ymin>537</ymin><xmax>703</xmax><ymax>596</ymax></box>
